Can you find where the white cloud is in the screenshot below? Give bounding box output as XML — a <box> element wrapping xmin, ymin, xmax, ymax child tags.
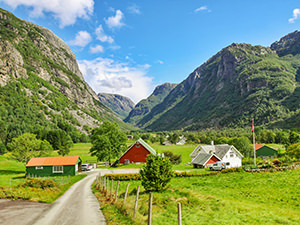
<box><xmin>127</xmin><ymin>4</ymin><xmax>141</xmax><ymax>14</ymax></box>
<box><xmin>157</xmin><ymin>60</ymin><xmax>164</xmax><ymax>64</ymax></box>
<box><xmin>90</xmin><ymin>45</ymin><xmax>104</xmax><ymax>53</ymax></box>
<box><xmin>78</xmin><ymin>57</ymin><xmax>154</xmax><ymax>103</ymax></box>
<box><xmin>1</xmin><ymin>0</ymin><xmax>94</xmax><ymax>27</ymax></box>
<box><xmin>289</xmin><ymin>8</ymin><xmax>300</xmax><ymax>23</ymax></box>
<box><xmin>105</xmin><ymin>9</ymin><xmax>125</xmax><ymax>29</ymax></box>
<box><xmin>70</xmin><ymin>30</ymin><xmax>92</xmax><ymax>47</ymax></box>
<box><xmin>194</xmin><ymin>6</ymin><xmax>211</xmax><ymax>13</ymax></box>
<box><xmin>95</xmin><ymin>25</ymin><xmax>114</xmax><ymax>43</ymax></box>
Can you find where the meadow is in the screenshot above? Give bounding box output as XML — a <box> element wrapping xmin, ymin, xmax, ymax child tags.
<box><xmin>94</xmin><ymin>169</ymin><xmax>300</xmax><ymax>225</ymax></box>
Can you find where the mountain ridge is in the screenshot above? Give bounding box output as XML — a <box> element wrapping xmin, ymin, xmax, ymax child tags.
<box><xmin>128</xmin><ymin>32</ymin><xmax>300</xmax><ymax>131</ymax></box>
<box><xmin>0</xmin><ymin>8</ymin><xmax>132</xmax><ymax>138</ymax></box>
<box><xmin>97</xmin><ymin>93</ymin><xmax>135</xmax><ymax>119</ymax></box>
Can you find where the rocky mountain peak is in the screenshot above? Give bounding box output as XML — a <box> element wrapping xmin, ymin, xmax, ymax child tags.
<box><xmin>270</xmin><ymin>30</ymin><xmax>300</xmax><ymax>56</ymax></box>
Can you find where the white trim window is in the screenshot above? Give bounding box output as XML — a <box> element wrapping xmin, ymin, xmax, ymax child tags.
<box><xmin>36</xmin><ymin>166</ymin><xmax>43</xmax><ymax>170</ymax></box>
<box><xmin>53</xmin><ymin>165</ymin><xmax>63</xmax><ymax>173</ymax></box>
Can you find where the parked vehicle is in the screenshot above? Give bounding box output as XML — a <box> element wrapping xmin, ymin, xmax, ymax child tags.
<box><xmin>81</xmin><ymin>163</ymin><xmax>93</xmax><ymax>171</ymax></box>
<box><xmin>209</xmin><ymin>162</ymin><xmax>226</xmax><ymax>171</ymax></box>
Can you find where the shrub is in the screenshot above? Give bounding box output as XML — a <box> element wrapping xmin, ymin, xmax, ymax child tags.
<box><xmin>272</xmin><ymin>159</ymin><xmax>283</xmax><ymax>167</ymax></box>
<box><xmin>105</xmin><ymin>173</ymin><xmax>141</xmax><ymax>181</ymax></box>
<box><xmin>163</xmin><ymin>151</ymin><xmax>182</xmax><ymax>164</ymax></box>
<box><xmin>19</xmin><ymin>178</ymin><xmax>57</xmax><ymax>189</ymax></box>
<box><xmin>140</xmin><ymin>155</ymin><xmax>174</xmax><ymax>192</ymax></box>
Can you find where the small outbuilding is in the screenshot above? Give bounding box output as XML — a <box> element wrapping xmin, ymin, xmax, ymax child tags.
<box><xmin>118</xmin><ymin>138</ymin><xmax>156</xmax><ymax>164</ymax></box>
<box><xmin>255</xmin><ymin>144</ymin><xmax>278</xmax><ymax>158</ymax></box>
<box><xmin>26</xmin><ymin>156</ymin><xmax>82</xmax><ymax>177</ymax></box>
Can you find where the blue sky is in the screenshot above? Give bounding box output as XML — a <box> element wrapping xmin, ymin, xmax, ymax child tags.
<box><xmin>0</xmin><ymin>0</ymin><xmax>300</xmax><ymax>103</ymax></box>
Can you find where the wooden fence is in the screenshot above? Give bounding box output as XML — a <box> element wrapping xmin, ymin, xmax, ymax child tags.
<box><xmin>95</xmin><ymin>174</ymin><xmax>182</xmax><ymax>224</ymax></box>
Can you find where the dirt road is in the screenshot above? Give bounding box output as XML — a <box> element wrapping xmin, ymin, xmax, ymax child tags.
<box><xmin>32</xmin><ymin>168</ymin><xmax>140</xmax><ymax>225</ymax></box>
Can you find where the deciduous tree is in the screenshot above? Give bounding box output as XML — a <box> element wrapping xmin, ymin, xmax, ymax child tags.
<box><xmin>8</xmin><ymin>133</ymin><xmax>53</xmax><ymax>163</ymax></box>
<box><xmin>90</xmin><ymin>121</ymin><xmax>127</xmax><ymax>164</ymax></box>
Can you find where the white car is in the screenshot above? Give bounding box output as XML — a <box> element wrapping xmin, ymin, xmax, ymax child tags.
<box><xmin>81</xmin><ymin>163</ymin><xmax>93</xmax><ymax>171</ymax></box>
<box><xmin>209</xmin><ymin>162</ymin><xmax>226</xmax><ymax>171</ymax></box>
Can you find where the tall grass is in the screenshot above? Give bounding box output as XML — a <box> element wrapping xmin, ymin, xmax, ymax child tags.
<box><xmin>94</xmin><ymin>169</ymin><xmax>300</xmax><ymax>225</ymax></box>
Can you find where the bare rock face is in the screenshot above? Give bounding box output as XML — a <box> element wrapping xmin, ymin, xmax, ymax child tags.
<box><xmin>0</xmin><ymin>40</ymin><xmax>27</xmax><ymax>86</ymax></box>
<box><xmin>0</xmin><ymin>8</ymin><xmax>122</xmax><ymax>131</ymax></box>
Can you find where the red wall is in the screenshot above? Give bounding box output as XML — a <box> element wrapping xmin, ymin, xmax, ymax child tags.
<box><xmin>119</xmin><ymin>144</ymin><xmax>151</xmax><ymax>163</ymax></box>
<box><xmin>206</xmin><ymin>155</ymin><xmax>220</xmax><ymax>165</ymax></box>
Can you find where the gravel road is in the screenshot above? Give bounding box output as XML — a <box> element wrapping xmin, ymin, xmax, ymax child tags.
<box><xmin>31</xmin><ymin>168</ymin><xmax>140</xmax><ymax>225</ymax></box>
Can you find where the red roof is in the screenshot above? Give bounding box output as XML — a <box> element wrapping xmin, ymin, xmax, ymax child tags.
<box><xmin>255</xmin><ymin>144</ymin><xmax>264</xmax><ymax>150</ymax></box>
<box><xmin>26</xmin><ymin>156</ymin><xmax>80</xmax><ymax>167</ymax></box>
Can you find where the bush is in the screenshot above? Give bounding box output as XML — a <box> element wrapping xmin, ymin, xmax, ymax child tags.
<box><xmin>140</xmin><ymin>155</ymin><xmax>174</xmax><ymax>192</ymax></box>
<box><xmin>105</xmin><ymin>173</ymin><xmax>141</xmax><ymax>181</ymax></box>
<box><xmin>272</xmin><ymin>159</ymin><xmax>283</xmax><ymax>167</ymax></box>
<box><xmin>163</xmin><ymin>151</ymin><xmax>182</xmax><ymax>164</ymax></box>
<box><xmin>19</xmin><ymin>178</ymin><xmax>57</xmax><ymax>189</ymax></box>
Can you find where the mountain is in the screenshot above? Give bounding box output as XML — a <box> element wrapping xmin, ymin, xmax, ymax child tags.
<box><xmin>124</xmin><ymin>83</ymin><xmax>177</xmax><ymax>125</ymax></box>
<box><xmin>97</xmin><ymin>93</ymin><xmax>135</xmax><ymax>119</ymax></box>
<box><xmin>133</xmin><ymin>31</ymin><xmax>300</xmax><ymax>131</ymax></box>
<box><xmin>0</xmin><ymin>8</ymin><xmax>132</xmax><ymax>142</ymax></box>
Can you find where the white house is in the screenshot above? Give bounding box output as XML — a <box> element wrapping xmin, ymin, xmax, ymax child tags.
<box><xmin>190</xmin><ymin>142</ymin><xmax>243</xmax><ymax>168</ymax></box>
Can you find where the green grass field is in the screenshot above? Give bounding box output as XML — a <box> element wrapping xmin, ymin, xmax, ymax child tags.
<box><xmin>95</xmin><ymin>169</ymin><xmax>300</xmax><ymax>225</ymax></box>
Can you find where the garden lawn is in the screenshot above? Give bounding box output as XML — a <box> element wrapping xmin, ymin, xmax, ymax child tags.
<box><xmin>94</xmin><ymin>169</ymin><xmax>300</xmax><ymax>225</ymax></box>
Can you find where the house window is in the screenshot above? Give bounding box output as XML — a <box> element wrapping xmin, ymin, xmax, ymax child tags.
<box><xmin>36</xmin><ymin>166</ymin><xmax>43</xmax><ymax>170</ymax></box>
<box><xmin>226</xmin><ymin>162</ymin><xmax>230</xmax><ymax>166</ymax></box>
<box><xmin>136</xmin><ymin>144</ymin><xmax>140</xmax><ymax>148</ymax></box>
<box><xmin>230</xmin><ymin>152</ymin><xmax>234</xmax><ymax>157</ymax></box>
<box><xmin>53</xmin><ymin>165</ymin><xmax>63</xmax><ymax>173</ymax></box>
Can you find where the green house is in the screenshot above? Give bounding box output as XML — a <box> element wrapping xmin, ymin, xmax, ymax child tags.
<box><xmin>255</xmin><ymin>144</ymin><xmax>278</xmax><ymax>158</ymax></box>
<box><xmin>26</xmin><ymin>156</ymin><xmax>82</xmax><ymax>177</ymax></box>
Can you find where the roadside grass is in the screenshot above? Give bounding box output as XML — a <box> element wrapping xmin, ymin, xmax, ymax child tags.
<box><xmin>94</xmin><ymin>169</ymin><xmax>300</xmax><ymax>225</ymax></box>
<box><xmin>0</xmin><ymin>175</ymin><xmax>86</xmax><ymax>203</ymax></box>
<box><xmin>0</xmin><ymin>152</ymin><xmax>86</xmax><ymax>203</ymax></box>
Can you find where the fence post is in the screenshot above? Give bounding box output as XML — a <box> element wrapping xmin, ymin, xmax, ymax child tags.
<box><xmin>110</xmin><ymin>179</ymin><xmax>114</xmax><ymax>199</ymax></box>
<box><xmin>148</xmin><ymin>192</ymin><xmax>153</xmax><ymax>225</ymax></box>
<box><xmin>133</xmin><ymin>186</ymin><xmax>140</xmax><ymax>218</ymax></box>
<box><xmin>103</xmin><ymin>177</ymin><xmax>105</xmax><ymax>192</ymax></box>
<box><xmin>107</xmin><ymin>178</ymin><xmax>109</xmax><ymax>196</ymax></box>
<box><xmin>115</xmin><ymin>180</ymin><xmax>120</xmax><ymax>202</ymax></box>
<box><xmin>123</xmin><ymin>183</ymin><xmax>130</xmax><ymax>206</ymax></box>
<box><xmin>178</xmin><ymin>202</ymin><xmax>182</xmax><ymax>225</ymax></box>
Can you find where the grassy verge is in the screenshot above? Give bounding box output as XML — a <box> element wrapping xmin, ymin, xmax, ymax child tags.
<box><xmin>0</xmin><ymin>175</ymin><xmax>87</xmax><ymax>203</ymax></box>
<box><xmin>93</xmin><ymin>168</ymin><xmax>300</xmax><ymax>225</ymax></box>
<box><xmin>0</xmin><ymin>154</ymin><xmax>86</xmax><ymax>203</ymax></box>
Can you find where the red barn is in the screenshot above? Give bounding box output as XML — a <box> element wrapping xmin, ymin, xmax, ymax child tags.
<box><xmin>118</xmin><ymin>138</ymin><xmax>156</xmax><ymax>164</ymax></box>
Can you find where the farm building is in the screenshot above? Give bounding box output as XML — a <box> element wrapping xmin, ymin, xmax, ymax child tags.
<box><xmin>255</xmin><ymin>144</ymin><xmax>278</xmax><ymax>158</ymax></box>
<box><xmin>118</xmin><ymin>138</ymin><xmax>156</xmax><ymax>164</ymax></box>
<box><xmin>26</xmin><ymin>156</ymin><xmax>82</xmax><ymax>177</ymax></box>
<box><xmin>190</xmin><ymin>143</ymin><xmax>243</xmax><ymax>168</ymax></box>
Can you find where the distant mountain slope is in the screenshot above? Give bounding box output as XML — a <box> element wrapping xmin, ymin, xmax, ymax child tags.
<box><xmin>135</xmin><ymin>32</ymin><xmax>300</xmax><ymax>131</ymax></box>
<box><xmin>124</xmin><ymin>83</ymin><xmax>177</xmax><ymax>125</ymax></box>
<box><xmin>0</xmin><ymin>8</ymin><xmax>132</xmax><ymax>139</ymax></box>
<box><xmin>97</xmin><ymin>93</ymin><xmax>135</xmax><ymax>119</ymax></box>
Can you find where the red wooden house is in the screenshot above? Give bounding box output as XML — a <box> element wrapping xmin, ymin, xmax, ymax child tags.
<box><xmin>118</xmin><ymin>138</ymin><xmax>157</xmax><ymax>164</ymax></box>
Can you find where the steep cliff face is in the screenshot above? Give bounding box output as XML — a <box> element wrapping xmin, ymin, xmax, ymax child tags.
<box><xmin>0</xmin><ymin>8</ymin><xmax>129</xmax><ymax>134</ymax></box>
<box><xmin>98</xmin><ymin>93</ymin><xmax>135</xmax><ymax>119</ymax></box>
<box><xmin>124</xmin><ymin>83</ymin><xmax>177</xmax><ymax>125</ymax></box>
<box><xmin>136</xmin><ymin>38</ymin><xmax>299</xmax><ymax>131</ymax></box>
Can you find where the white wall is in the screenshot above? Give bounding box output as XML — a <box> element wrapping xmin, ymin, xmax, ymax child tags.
<box><xmin>222</xmin><ymin>150</ymin><xmax>242</xmax><ymax>168</ymax></box>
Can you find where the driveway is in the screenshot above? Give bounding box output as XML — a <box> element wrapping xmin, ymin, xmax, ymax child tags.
<box><xmin>31</xmin><ymin>168</ymin><xmax>140</xmax><ymax>225</ymax></box>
